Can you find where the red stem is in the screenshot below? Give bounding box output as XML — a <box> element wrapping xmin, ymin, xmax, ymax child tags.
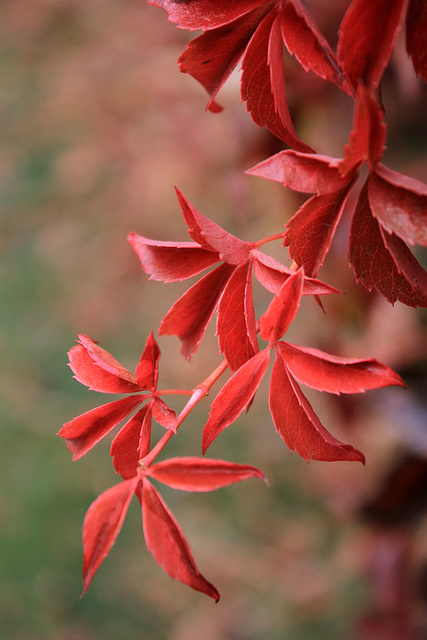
<box><xmin>140</xmin><ymin>359</ymin><xmax>229</xmax><ymax>468</ymax></box>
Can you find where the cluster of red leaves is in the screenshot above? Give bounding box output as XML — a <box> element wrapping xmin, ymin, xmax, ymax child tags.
<box><xmin>60</xmin><ymin>0</ymin><xmax>426</xmax><ymax>602</ymax></box>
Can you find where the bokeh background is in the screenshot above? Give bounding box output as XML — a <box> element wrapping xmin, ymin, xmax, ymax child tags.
<box><xmin>1</xmin><ymin>1</ymin><xmax>426</xmax><ymax>639</ymax></box>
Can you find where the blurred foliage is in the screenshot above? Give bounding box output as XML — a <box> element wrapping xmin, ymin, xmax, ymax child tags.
<box><xmin>0</xmin><ymin>1</ymin><xmax>426</xmax><ymax>639</ymax></box>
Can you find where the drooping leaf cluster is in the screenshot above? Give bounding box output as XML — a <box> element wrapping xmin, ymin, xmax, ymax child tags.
<box><xmin>60</xmin><ymin>0</ymin><xmax>426</xmax><ymax>601</ymax></box>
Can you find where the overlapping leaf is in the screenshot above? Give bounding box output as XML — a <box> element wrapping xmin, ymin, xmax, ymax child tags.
<box><xmin>248</xmin><ymin>86</ymin><xmax>427</xmax><ymax>303</ymax></box>
<box><xmin>153</xmin><ymin>0</ymin><xmax>350</xmax><ymax>148</ymax></box>
<box><xmin>406</xmin><ymin>0</ymin><xmax>427</xmax><ymax>83</ymax></box>
<box><xmin>59</xmin><ymin>333</ymin><xmax>177</xmax><ymax>461</ymax></box>
<box><xmin>130</xmin><ymin>190</ymin><xmax>339</xmax><ymax>368</ymax></box>
<box><xmin>203</xmin><ymin>270</ymin><xmax>405</xmax><ymax>461</ymax></box>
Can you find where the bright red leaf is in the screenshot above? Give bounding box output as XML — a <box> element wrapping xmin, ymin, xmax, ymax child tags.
<box><xmin>259</xmin><ymin>269</ymin><xmax>304</xmax><ymax>342</ymax></box>
<box><xmin>202</xmin><ymin>349</ymin><xmax>271</xmax><ymax>453</ymax></box>
<box><xmin>142</xmin><ymin>479</ymin><xmax>220</xmax><ymax>601</ymax></box>
<box><xmin>58</xmin><ymin>395</ymin><xmax>143</xmax><ymax>461</ymax></box>
<box><xmin>337</xmin><ymin>0</ymin><xmax>407</xmax><ymax>91</ymax></box>
<box><xmin>406</xmin><ymin>0</ymin><xmax>427</xmax><ymax>82</ymax></box>
<box><xmin>350</xmin><ymin>181</ymin><xmax>427</xmax><ymax>308</ymax></box>
<box><xmin>135</xmin><ymin>332</ymin><xmax>161</xmax><ymax>391</ymax></box>
<box><xmin>269</xmin><ymin>348</ymin><xmax>365</xmax><ymax>463</ymax></box>
<box><xmin>278</xmin><ymin>342</ymin><xmax>405</xmax><ymax>394</ymax></box>
<box><xmin>82</xmin><ymin>477</ymin><xmax>139</xmax><ymax>594</ymax></box>
<box><xmin>110</xmin><ymin>406</ymin><xmax>152</xmax><ymax>480</ymax></box>
<box><xmin>147</xmin><ymin>457</ymin><xmax>267</xmax><ymax>491</ymax></box>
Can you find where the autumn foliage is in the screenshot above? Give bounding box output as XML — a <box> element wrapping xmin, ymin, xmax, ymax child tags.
<box><xmin>59</xmin><ymin>0</ymin><xmax>426</xmax><ymax>602</ymax></box>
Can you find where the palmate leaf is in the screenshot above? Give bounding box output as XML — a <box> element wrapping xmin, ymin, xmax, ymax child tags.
<box><xmin>406</xmin><ymin>0</ymin><xmax>427</xmax><ymax>83</ymax></box>
<box><xmin>337</xmin><ymin>0</ymin><xmax>407</xmax><ymax>91</ymax></box>
<box><xmin>142</xmin><ymin>479</ymin><xmax>220</xmax><ymax>601</ymax></box>
<box><xmin>269</xmin><ymin>348</ymin><xmax>365</xmax><ymax>463</ymax></box>
<box><xmin>278</xmin><ymin>342</ymin><xmax>405</xmax><ymax>394</ymax></box>
<box><xmin>350</xmin><ymin>181</ymin><xmax>427</xmax><ymax>308</ymax></box>
<box><xmin>82</xmin><ymin>477</ymin><xmax>139</xmax><ymax>594</ymax></box>
<box><xmin>146</xmin><ymin>457</ymin><xmax>267</xmax><ymax>491</ymax></box>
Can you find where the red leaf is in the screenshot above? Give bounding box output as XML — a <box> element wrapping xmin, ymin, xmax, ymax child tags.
<box><xmin>247</xmin><ymin>150</ymin><xmax>344</xmax><ymax>194</ymax></box>
<box><xmin>152</xmin><ymin>397</ymin><xmax>178</xmax><ymax>432</ymax></box>
<box><xmin>284</xmin><ymin>187</ymin><xmax>352</xmax><ymax>277</ymax></box>
<box><xmin>259</xmin><ymin>269</ymin><xmax>304</xmax><ymax>342</ymax></box>
<box><xmin>278</xmin><ymin>341</ymin><xmax>405</xmax><ymax>394</ymax></box>
<box><xmin>202</xmin><ymin>349</ymin><xmax>270</xmax><ymax>453</ymax></box>
<box><xmin>142</xmin><ymin>479</ymin><xmax>220</xmax><ymax>601</ymax></box>
<box><xmin>175</xmin><ymin>188</ymin><xmax>250</xmax><ymax>265</ymax></box>
<box><xmin>147</xmin><ymin>456</ymin><xmax>267</xmax><ymax>491</ymax></box>
<box><xmin>149</xmin><ymin>0</ymin><xmax>267</xmax><ymax>30</ymax></box>
<box><xmin>68</xmin><ymin>338</ymin><xmax>141</xmax><ymax>394</ymax></box>
<box><xmin>406</xmin><ymin>0</ymin><xmax>427</xmax><ymax>83</ymax></box>
<box><xmin>82</xmin><ymin>477</ymin><xmax>139</xmax><ymax>594</ymax></box>
<box><xmin>58</xmin><ymin>395</ymin><xmax>142</xmax><ymax>460</ymax></box>
<box><xmin>217</xmin><ymin>262</ymin><xmax>258</xmax><ymax>372</ymax></box>
<box><xmin>241</xmin><ymin>8</ymin><xmax>313</xmax><ymax>152</ymax></box>
<box><xmin>178</xmin><ymin>5</ymin><xmax>271</xmax><ymax>109</ymax></box>
<box><xmin>350</xmin><ymin>181</ymin><xmax>427</xmax><ymax>308</ymax></box>
<box><xmin>337</xmin><ymin>0</ymin><xmax>406</xmax><ymax>91</ymax></box>
<box><xmin>281</xmin><ymin>0</ymin><xmax>352</xmax><ymax>95</ymax></box>
<box><xmin>339</xmin><ymin>85</ymin><xmax>387</xmax><ymax>176</ymax></box>
<box><xmin>128</xmin><ymin>232</ymin><xmax>219</xmax><ymax>282</ymax></box>
<box><xmin>369</xmin><ymin>164</ymin><xmax>427</xmax><ymax>247</ymax></box>
<box><xmin>269</xmin><ymin>348</ymin><xmax>365</xmax><ymax>463</ymax></box>
<box><xmin>251</xmin><ymin>249</ymin><xmax>340</xmax><ymax>296</ymax></box>
<box><xmin>110</xmin><ymin>406</ymin><xmax>152</xmax><ymax>479</ymax></box>
<box><xmin>135</xmin><ymin>332</ymin><xmax>161</xmax><ymax>391</ymax></box>
<box><xmin>159</xmin><ymin>263</ymin><xmax>234</xmax><ymax>359</ymax></box>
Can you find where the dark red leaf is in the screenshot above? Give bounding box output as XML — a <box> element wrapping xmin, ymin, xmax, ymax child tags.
<box><xmin>202</xmin><ymin>349</ymin><xmax>270</xmax><ymax>453</ymax></box>
<box><xmin>337</xmin><ymin>0</ymin><xmax>406</xmax><ymax>91</ymax></box>
<box><xmin>178</xmin><ymin>5</ymin><xmax>271</xmax><ymax>109</ymax></box>
<box><xmin>278</xmin><ymin>341</ymin><xmax>405</xmax><ymax>394</ymax></box>
<box><xmin>339</xmin><ymin>85</ymin><xmax>387</xmax><ymax>176</ymax></box>
<box><xmin>82</xmin><ymin>477</ymin><xmax>139</xmax><ymax>594</ymax></box>
<box><xmin>406</xmin><ymin>0</ymin><xmax>427</xmax><ymax>83</ymax></box>
<box><xmin>152</xmin><ymin>397</ymin><xmax>178</xmax><ymax>432</ymax></box>
<box><xmin>68</xmin><ymin>337</ymin><xmax>141</xmax><ymax>394</ymax></box>
<box><xmin>110</xmin><ymin>406</ymin><xmax>152</xmax><ymax>480</ymax></box>
<box><xmin>135</xmin><ymin>332</ymin><xmax>161</xmax><ymax>391</ymax></box>
<box><xmin>149</xmin><ymin>0</ymin><xmax>268</xmax><ymax>31</ymax></box>
<box><xmin>269</xmin><ymin>348</ymin><xmax>365</xmax><ymax>463</ymax></box>
<box><xmin>369</xmin><ymin>164</ymin><xmax>427</xmax><ymax>247</ymax></box>
<box><xmin>247</xmin><ymin>150</ymin><xmax>344</xmax><ymax>194</ymax></box>
<box><xmin>128</xmin><ymin>232</ymin><xmax>219</xmax><ymax>282</ymax></box>
<box><xmin>284</xmin><ymin>187</ymin><xmax>352</xmax><ymax>277</ymax></box>
<box><xmin>147</xmin><ymin>456</ymin><xmax>267</xmax><ymax>491</ymax></box>
<box><xmin>259</xmin><ymin>269</ymin><xmax>304</xmax><ymax>342</ymax></box>
<box><xmin>217</xmin><ymin>262</ymin><xmax>258</xmax><ymax>372</ymax></box>
<box><xmin>350</xmin><ymin>181</ymin><xmax>427</xmax><ymax>307</ymax></box>
<box><xmin>58</xmin><ymin>395</ymin><xmax>142</xmax><ymax>460</ymax></box>
<box><xmin>251</xmin><ymin>249</ymin><xmax>340</xmax><ymax>296</ymax></box>
<box><xmin>159</xmin><ymin>263</ymin><xmax>235</xmax><ymax>359</ymax></box>
<box><xmin>142</xmin><ymin>479</ymin><xmax>220</xmax><ymax>601</ymax></box>
<box><xmin>175</xmin><ymin>188</ymin><xmax>250</xmax><ymax>265</ymax></box>
<box><xmin>241</xmin><ymin>8</ymin><xmax>313</xmax><ymax>152</ymax></box>
<box><xmin>281</xmin><ymin>0</ymin><xmax>352</xmax><ymax>95</ymax></box>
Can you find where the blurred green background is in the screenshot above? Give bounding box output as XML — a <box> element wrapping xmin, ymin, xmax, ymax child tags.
<box><xmin>1</xmin><ymin>1</ymin><xmax>426</xmax><ymax>639</ymax></box>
